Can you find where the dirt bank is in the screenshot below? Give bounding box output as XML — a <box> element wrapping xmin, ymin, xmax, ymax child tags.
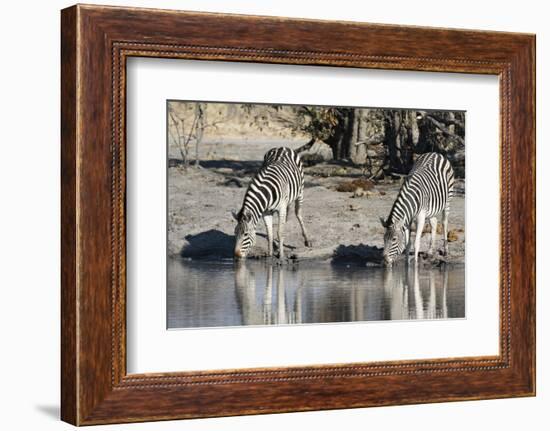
<box><xmin>168</xmin><ymin>141</ymin><xmax>465</xmax><ymax>266</ymax></box>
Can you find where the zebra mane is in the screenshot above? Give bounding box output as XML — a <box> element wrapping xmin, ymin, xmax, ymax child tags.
<box><xmin>236</xmin><ymin>206</ymin><xmax>253</xmax><ymax>223</ymax></box>
<box><xmin>237</xmin><ymin>146</ymin><xmax>303</xmax><ymax>227</ymax></box>
<box><xmin>386</xmin><ymin>152</ymin><xmax>455</xmax><ymax>229</ymax></box>
<box><xmin>262</xmin><ymin>147</ymin><xmax>295</xmax><ymax>166</ymax></box>
<box><xmin>386</xmin><ymin>176</ymin><xmax>413</xmax><ymax>227</ymax></box>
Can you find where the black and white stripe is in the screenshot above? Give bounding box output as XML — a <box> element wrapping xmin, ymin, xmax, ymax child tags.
<box><xmin>233</xmin><ymin>147</ymin><xmax>311</xmax><ymax>259</ymax></box>
<box><xmin>381</xmin><ymin>152</ymin><xmax>455</xmax><ymax>265</ymax></box>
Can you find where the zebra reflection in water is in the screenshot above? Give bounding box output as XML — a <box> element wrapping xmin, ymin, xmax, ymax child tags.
<box><xmin>166</xmin><ymin>257</ymin><xmax>462</xmax><ymax>328</ymax></box>
<box><xmin>383</xmin><ymin>265</ymin><xmax>449</xmax><ymax>321</ymax></box>
<box><xmin>233</xmin><ymin>261</ymin><xmax>450</xmax><ymax>326</ymax></box>
<box><xmin>234</xmin><ymin>261</ymin><xmax>305</xmax><ymax>326</ymax></box>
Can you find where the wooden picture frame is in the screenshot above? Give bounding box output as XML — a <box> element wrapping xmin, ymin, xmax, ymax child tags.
<box><xmin>61</xmin><ymin>4</ymin><xmax>535</xmax><ymax>425</ymax></box>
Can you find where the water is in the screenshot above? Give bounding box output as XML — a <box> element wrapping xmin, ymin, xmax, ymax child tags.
<box><xmin>167</xmin><ymin>259</ymin><xmax>465</xmax><ymax>329</ymax></box>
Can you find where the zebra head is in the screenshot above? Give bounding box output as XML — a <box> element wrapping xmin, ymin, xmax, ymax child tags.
<box><xmin>232</xmin><ymin>209</ymin><xmax>257</xmax><ymax>259</ymax></box>
<box><xmin>380</xmin><ymin>217</ymin><xmax>409</xmax><ymax>267</ymax></box>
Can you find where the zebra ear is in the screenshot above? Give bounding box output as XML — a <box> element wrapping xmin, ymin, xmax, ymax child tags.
<box><xmin>231</xmin><ymin>210</ymin><xmax>239</xmax><ymax>221</ymax></box>
<box><xmin>379</xmin><ymin>217</ymin><xmax>388</xmax><ymax>228</ymax></box>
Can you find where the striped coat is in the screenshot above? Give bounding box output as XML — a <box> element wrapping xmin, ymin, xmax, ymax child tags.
<box><xmin>381</xmin><ymin>152</ymin><xmax>454</xmax><ymax>265</ymax></box>
<box><xmin>233</xmin><ymin>147</ymin><xmax>311</xmax><ymax>259</ymax></box>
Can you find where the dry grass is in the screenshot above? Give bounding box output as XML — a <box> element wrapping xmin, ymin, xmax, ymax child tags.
<box><xmin>336</xmin><ymin>178</ymin><xmax>375</xmax><ymax>192</ymax></box>
<box><xmin>420</xmin><ymin>225</ymin><xmax>464</xmax><ymax>242</ymax></box>
<box><xmin>447</xmin><ymin>230</ymin><xmax>460</xmax><ymax>242</ymax></box>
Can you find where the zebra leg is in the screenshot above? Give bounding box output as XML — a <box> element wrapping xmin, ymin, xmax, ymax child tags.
<box><xmin>428</xmin><ymin>217</ymin><xmax>438</xmax><ymax>255</ymax></box>
<box><xmin>405</xmin><ymin>227</ymin><xmax>412</xmax><ymax>264</ymax></box>
<box><xmin>263</xmin><ymin>265</ymin><xmax>273</xmax><ymax>324</ymax></box>
<box><xmin>263</xmin><ymin>214</ymin><xmax>274</xmax><ymax>257</ymax></box>
<box><xmin>277</xmin><ymin>207</ymin><xmax>287</xmax><ymax>259</ymax></box>
<box><xmin>442</xmin><ymin>206</ymin><xmax>450</xmax><ymax>256</ymax></box>
<box><xmin>295</xmin><ymin>199</ymin><xmax>312</xmax><ymax>247</ymax></box>
<box><xmin>414</xmin><ymin>212</ymin><xmax>426</xmax><ymax>263</ymax></box>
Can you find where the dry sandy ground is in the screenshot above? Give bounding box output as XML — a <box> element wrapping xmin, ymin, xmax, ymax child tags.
<box><xmin>168</xmin><ymin>141</ymin><xmax>465</xmax><ymax>266</ymax></box>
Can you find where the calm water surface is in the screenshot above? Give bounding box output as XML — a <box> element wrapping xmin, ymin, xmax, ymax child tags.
<box><xmin>167</xmin><ymin>259</ymin><xmax>465</xmax><ymax>329</ymax></box>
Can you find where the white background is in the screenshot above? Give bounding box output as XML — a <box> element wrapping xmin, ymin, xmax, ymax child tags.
<box><xmin>0</xmin><ymin>0</ymin><xmax>547</xmax><ymax>430</ymax></box>
<box><xmin>127</xmin><ymin>59</ymin><xmax>499</xmax><ymax>373</ymax></box>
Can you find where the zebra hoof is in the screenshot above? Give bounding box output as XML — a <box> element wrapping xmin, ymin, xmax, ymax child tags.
<box><xmin>305</xmin><ymin>240</ymin><xmax>313</xmax><ymax>248</ymax></box>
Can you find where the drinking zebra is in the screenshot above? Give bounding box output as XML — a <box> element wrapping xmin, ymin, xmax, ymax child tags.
<box><xmin>232</xmin><ymin>147</ymin><xmax>312</xmax><ymax>259</ymax></box>
<box><xmin>380</xmin><ymin>152</ymin><xmax>455</xmax><ymax>266</ymax></box>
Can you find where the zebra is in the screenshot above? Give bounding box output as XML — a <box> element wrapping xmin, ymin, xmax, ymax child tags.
<box><xmin>380</xmin><ymin>152</ymin><xmax>455</xmax><ymax>266</ymax></box>
<box><xmin>232</xmin><ymin>147</ymin><xmax>312</xmax><ymax>259</ymax></box>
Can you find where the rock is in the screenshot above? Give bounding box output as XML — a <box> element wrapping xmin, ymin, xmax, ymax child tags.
<box><xmin>300</xmin><ymin>141</ymin><xmax>333</xmax><ymax>166</ymax></box>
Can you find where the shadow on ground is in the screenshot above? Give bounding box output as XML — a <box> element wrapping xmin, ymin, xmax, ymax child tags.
<box><xmin>180</xmin><ymin>229</ymin><xmax>298</xmax><ymax>260</ymax></box>
<box><xmin>169</xmin><ymin>158</ymin><xmax>262</xmax><ymax>174</ymax></box>
<box><xmin>331</xmin><ymin>243</ymin><xmax>384</xmax><ymax>266</ymax></box>
<box><xmin>181</xmin><ymin>229</ymin><xmax>235</xmax><ymax>259</ymax></box>
<box><xmin>199</xmin><ymin>159</ymin><xmax>262</xmax><ymax>172</ymax></box>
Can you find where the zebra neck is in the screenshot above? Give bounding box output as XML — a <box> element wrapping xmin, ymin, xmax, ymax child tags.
<box><xmin>388</xmin><ymin>180</ymin><xmax>419</xmax><ymax>227</ymax></box>
<box><xmin>241</xmin><ymin>170</ymin><xmax>275</xmax><ymax>219</ymax></box>
<box><xmin>242</xmin><ymin>201</ymin><xmax>263</xmax><ymax>226</ymax></box>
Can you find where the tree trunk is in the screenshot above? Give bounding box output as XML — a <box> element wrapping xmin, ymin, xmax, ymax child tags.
<box><xmin>384</xmin><ymin>110</ymin><xmax>415</xmax><ymax>174</ymax></box>
<box><xmin>326</xmin><ymin>108</ymin><xmax>371</xmax><ymax>161</ymax></box>
<box><xmin>327</xmin><ymin>109</ymin><xmax>350</xmax><ymax>159</ymax></box>
<box><xmin>313</xmin><ymin>107</ymin><xmax>464</xmax><ymax>178</ymax></box>
<box><xmin>349</xmin><ymin>108</ymin><xmax>368</xmax><ymax>163</ymax></box>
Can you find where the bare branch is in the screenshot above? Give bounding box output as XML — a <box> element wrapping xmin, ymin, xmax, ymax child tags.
<box><xmin>418</xmin><ymin>111</ymin><xmax>465</xmax><ymax>130</ymax></box>
<box><xmin>183</xmin><ymin>110</ymin><xmax>199</xmax><ymax>148</ymax></box>
<box><xmin>420</xmin><ymin>113</ymin><xmax>465</xmax><ymax>146</ymax></box>
<box><xmin>354</xmin><ymin>134</ymin><xmax>385</xmax><ymax>147</ymax></box>
<box><xmin>168</xmin><ymin>111</ymin><xmax>187</xmax><ymax>162</ymax></box>
<box><xmin>295</xmin><ymin>138</ymin><xmax>316</xmax><ymax>153</ymax></box>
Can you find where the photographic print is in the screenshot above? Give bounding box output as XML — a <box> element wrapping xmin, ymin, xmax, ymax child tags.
<box><xmin>60</xmin><ymin>7</ymin><xmax>536</xmax><ymax>423</ymax></box>
<box><xmin>167</xmin><ymin>101</ymin><xmax>465</xmax><ymax>329</ymax></box>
